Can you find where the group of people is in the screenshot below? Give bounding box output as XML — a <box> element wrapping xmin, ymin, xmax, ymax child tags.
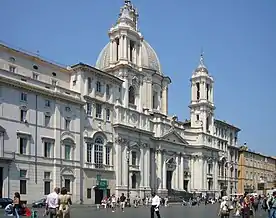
<box><xmin>218</xmin><ymin>191</ymin><xmax>276</xmax><ymax>218</ymax></box>
<box><xmin>44</xmin><ymin>187</ymin><xmax>72</xmax><ymax>218</ymax></box>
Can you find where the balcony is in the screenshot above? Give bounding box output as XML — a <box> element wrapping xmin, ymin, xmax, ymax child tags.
<box><xmin>207</xmin><ymin>172</ymin><xmax>213</xmax><ymax>178</ymax></box>
<box><xmin>129</xmin><ymin>165</ymin><xmax>140</xmax><ymax>171</ymax></box>
<box><xmin>83</xmin><ymin>162</ymin><xmax>114</xmax><ymax>171</ymax></box>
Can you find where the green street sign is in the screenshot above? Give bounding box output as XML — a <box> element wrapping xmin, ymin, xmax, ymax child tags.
<box><xmin>98</xmin><ymin>180</ymin><xmax>108</xmax><ymax>189</ymax></box>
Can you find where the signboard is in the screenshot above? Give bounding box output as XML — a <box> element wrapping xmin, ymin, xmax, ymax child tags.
<box><xmin>98</xmin><ymin>180</ymin><xmax>108</xmax><ymax>189</ymax></box>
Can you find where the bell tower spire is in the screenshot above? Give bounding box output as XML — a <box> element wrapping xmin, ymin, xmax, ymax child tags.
<box><xmin>189</xmin><ymin>52</ymin><xmax>215</xmax><ymax>133</ymax></box>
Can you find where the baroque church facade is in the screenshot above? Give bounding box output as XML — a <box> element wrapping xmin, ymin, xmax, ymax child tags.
<box><xmin>0</xmin><ymin>0</ymin><xmax>240</xmax><ymax>203</ymax></box>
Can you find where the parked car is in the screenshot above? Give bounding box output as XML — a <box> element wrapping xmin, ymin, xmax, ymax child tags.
<box><xmin>32</xmin><ymin>198</ymin><xmax>46</xmax><ymax>208</ymax></box>
<box><xmin>0</xmin><ymin>198</ymin><xmax>13</xmax><ymax>208</ymax></box>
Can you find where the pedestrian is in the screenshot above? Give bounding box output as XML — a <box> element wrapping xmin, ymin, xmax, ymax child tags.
<box><xmin>267</xmin><ymin>191</ymin><xmax>276</xmax><ymax>218</ymax></box>
<box><xmin>58</xmin><ymin>187</ymin><xmax>72</xmax><ymax>218</ymax></box>
<box><xmin>111</xmin><ymin>194</ymin><xmax>116</xmax><ymax>212</ymax></box>
<box><xmin>218</xmin><ymin>196</ymin><xmax>230</xmax><ymax>218</ymax></box>
<box><xmin>45</xmin><ymin>187</ymin><xmax>60</xmax><ymax>218</ymax></box>
<box><xmin>241</xmin><ymin>193</ymin><xmax>251</xmax><ymax>218</ymax></box>
<box><xmin>151</xmin><ymin>192</ymin><xmax>161</xmax><ymax>218</ymax></box>
<box><xmin>119</xmin><ymin>193</ymin><xmax>126</xmax><ymax>212</ymax></box>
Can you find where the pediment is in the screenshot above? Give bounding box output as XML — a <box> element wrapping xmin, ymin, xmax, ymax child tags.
<box><xmin>161</xmin><ymin>130</ymin><xmax>188</xmax><ymax>145</ymax></box>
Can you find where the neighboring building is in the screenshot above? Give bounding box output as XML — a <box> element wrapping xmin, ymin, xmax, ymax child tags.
<box><xmin>0</xmin><ymin>0</ymin><xmax>241</xmax><ymax>203</ymax></box>
<box><xmin>238</xmin><ymin>145</ymin><xmax>276</xmax><ymax>194</ymax></box>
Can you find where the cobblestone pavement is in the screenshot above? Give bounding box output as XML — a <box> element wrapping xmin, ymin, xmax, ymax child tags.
<box><xmin>0</xmin><ymin>204</ymin><xmax>269</xmax><ymax>217</ymax></box>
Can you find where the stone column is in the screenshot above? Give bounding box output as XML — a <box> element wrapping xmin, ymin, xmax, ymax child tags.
<box><xmin>123</xmin><ymin>146</ymin><xmax>128</xmax><ymax>187</ymax></box>
<box><xmin>190</xmin><ymin>157</ymin><xmax>194</xmax><ymax>190</ymax></box>
<box><xmin>115</xmin><ymin>143</ymin><xmax>124</xmax><ymax>188</ymax></box>
<box><xmin>162</xmin><ymin>154</ymin><xmax>167</xmax><ymax>189</ymax></box>
<box><xmin>161</xmin><ymin>86</ymin><xmax>168</xmax><ymax>114</ymax></box>
<box><xmin>175</xmin><ymin>155</ymin><xmax>179</xmax><ymax>190</ymax></box>
<box><xmin>200</xmin><ymin>82</ymin><xmax>205</xmax><ymax>100</ymax></box>
<box><xmin>119</xmin><ymin>36</ymin><xmax>123</xmax><ymax>60</ymax></box>
<box><xmin>145</xmin><ymin>147</ymin><xmax>150</xmax><ymax>187</ymax></box>
<box><xmin>180</xmin><ymin>155</ymin><xmax>184</xmax><ymax>190</ymax></box>
<box><xmin>157</xmin><ymin>150</ymin><xmax>162</xmax><ymax>190</ymax></box>
<box><xmin>140</xmin><ymin>148</ymin><xmax>144</xmax><ymax>187</ymax></box>
<box><xmin>123</xmin><ymin>73</ymin><xmax>129</xmax><ymax>107</ymax></box>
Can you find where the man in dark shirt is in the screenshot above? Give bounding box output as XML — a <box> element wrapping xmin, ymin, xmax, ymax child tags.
<box><xmin>120</xmin><ymin>193</ymin><xmax>126</xmax><ymax>212</ymax></box>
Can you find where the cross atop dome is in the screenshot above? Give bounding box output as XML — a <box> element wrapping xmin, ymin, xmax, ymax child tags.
<box><xmin>194</xmin><ymin>52</ymin><xmax>208</xmax><ymax>74</ymax></box>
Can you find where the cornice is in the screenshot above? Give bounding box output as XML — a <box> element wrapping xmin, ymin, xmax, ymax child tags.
<box><xmin>0</xmin><ymin>74</ymin><xmax>85</xmax><ymax>105</ymax></box>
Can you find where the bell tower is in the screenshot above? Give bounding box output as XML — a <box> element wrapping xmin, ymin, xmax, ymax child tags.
<box><xmin>108</xmin><ymin>0</ymin><xmax>142</xmax><ymax>66</ymax></box>
<box><xmin>189</xmin><ymin>53</ymin><xmax>215</xmax><ymax>133</ymax></box>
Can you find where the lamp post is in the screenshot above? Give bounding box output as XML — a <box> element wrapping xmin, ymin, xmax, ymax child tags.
<box><xmin>126</xmin><ymin>149</ymin><xmax>130</xmax><ymax>207</ymax></box>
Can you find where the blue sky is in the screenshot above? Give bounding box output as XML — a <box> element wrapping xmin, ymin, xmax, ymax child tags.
<box><xmin>1</xmin><ymin>0</ymin><xmax>275</xmax><ymax>154</ymax></box>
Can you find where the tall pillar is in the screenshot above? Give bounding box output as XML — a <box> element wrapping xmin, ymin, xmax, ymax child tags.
<box><xmin>180</xmin><ymin>155</ymin><xmax>184</xmax><ymax>190</ymax></box>
<box><xmin>190</xmin><ymin>157</ymin><xmax>194</xmax><ymax>190</ymax></box>
<box><xmin>161</xmin><ymin>86</ymin><xmax>168</xmax><ymax>114</ymax></box>
<box><xmin>123</xmin><ymin>146</ymin><xmax>128</xmax><ymax>187</ymax></box>
<box><xmin>157</xmin><ymin>150</ymin><xmax>162</xmax><ymax>190</ymax></box>
<box><xmin>162</xmin><ymin>153</ymin><xmax>167</xmax><ymax>189</ymax></box>
<box><xmin>145</xmin><ymin>147</ymin><xmax>150</xmax><ymax>187</ymax></box>
<box><xmin>123</xmin><ymin>73</ymin><xmax>129</xmax><ymax>107</ymax></box>
<box><xmin>140</xmin><ymin>148</ymin><xmax>144</xmax><ymax>187</ymax></box>
<box><xmin>175</xmin><ymin>155</ymin><xmax>179</xmax><ymax>189</ymax></box>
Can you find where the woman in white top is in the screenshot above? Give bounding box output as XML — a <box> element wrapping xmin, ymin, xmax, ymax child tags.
<box><xmin>151</xmin><ymin>192</ymin><xmax>161</xmax><ymax>218</ymax></box>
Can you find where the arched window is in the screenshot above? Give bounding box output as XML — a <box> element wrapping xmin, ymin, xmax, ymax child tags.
<box><xmin>131</xmin><ymin>174</ymin><xmax>136</xmax><ymax>188</ymax></box>
<box><xmin>94</xmin><ymin>137</ymin><xmax>104</xmax><ymax>168</ymax></box>
<box><xmin>128</xmin><ymin>86</ymin><xmax>135</xmax><ymax>104</ymax></box>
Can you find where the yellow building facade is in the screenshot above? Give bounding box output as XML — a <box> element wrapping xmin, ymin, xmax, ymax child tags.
<box><xmin>238</xmin><ymin>146</ymin><xmax>276</xmax><ymax>194</ymax></box>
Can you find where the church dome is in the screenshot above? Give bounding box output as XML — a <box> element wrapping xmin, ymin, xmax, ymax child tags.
<box><xmin>95</xmin><ymin>40</ymin><xmax>163</xmax><ymax>75</ymax></box>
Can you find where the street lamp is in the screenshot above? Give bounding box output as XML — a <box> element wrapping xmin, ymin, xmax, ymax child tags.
<box><xmin>126</xmin><ymin>149</ymin><xmax>130</xmax><ymax>207</ymax></box>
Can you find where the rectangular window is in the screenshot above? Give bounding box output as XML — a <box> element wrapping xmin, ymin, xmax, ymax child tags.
<box><xmin>96</xmin><ymin>81</ymin><xmax>101</xmax><ymax>93</ymax></box>
<box><xmin>106</xmin><ymin>84</ymin><xmax>110</xmax><ymax>96</ymax></box>
<box><xmin>45</xmin><ymin>100</ymin><xmax>51</xmax><ymax>107</ymax></box>
<box><xmin>9</xmin><ymin>65</ymin><xmax>16</xmax><ymax>73</ymax></box>
<box><xmin>196</xmin><ymin>115</ymin><xmax>199</xmax><ymax>121</ymax></box>
<box><xmin>44</xmin><ymin>172</ymin><xmax>51</xmax><ymax>180</ymax></box>
<box><xmin>106</xmin><ymin>108</ymin><xmax>110</xmax><ymax>121</ymax></box>
<box><xmin>20</xmin><ymin>93</ymin><xmax>27</xmax><ymax>102</ymax></box>
<box><xmin>44</xmin><ymin>142</ymin><xmax>51</xmax><ymax>158</ymax></box>
<box><xmin>65</xmin><ymin>119</ymin><xmax>71</xmax><ymax>130</ymax></box>
<box><xmin>87</xmin><ymin>188</ymin><xmax>92</xmax><ymax>199</ymax></box>
<box><xmin>20</xmin><ymin>110</ymin><xmax>27</xmax><ymax>122</ymax></box>
<box><xmin>44</xmin><ymin>115</ymin><xmax>51</xmax><ymax>127</ymax></box>
<box><xmin>87</xmin><ymin>77</ymin><xmax>92</xmax><ymax>90</ymax></box>
<box><xmin>86</xmin><ymin>103</ymin><xmax>92</xmax><ymax>116</ymax></box>
<box><xmin>44</xmin><ymin>181</ymin><xmax>51</xmax><ymax>195</ymax></box>
<box><xmin>65</xmin><ymin>144</ymin><xmax>71</xmax><ymax>160</ymax></box>
<box><xmin>87</xmin><ymin>143</ymin><xmax>92</xmax><ymax>163</ymax></box>
<box><xmin>96</xmin><ymin>104</ymin><xmax>102</xmax><ymax>118</ymax></box>
<box><xmin>131</xmin><ymin>151</ymin><xmax>137</xmax><ymax>165</ymax></box>
<box><xmin>94</xmin><ymin>144</ymin><xmax>103</xmax><ymax>168</ymax></box>
<box><xmin>20</xmin><ymin>180</ymin><xmax>27</xmax><ymax>194</ymax></box>
<box><xmin>106</xmin><ymin>147</ymin><xmax>111</xmax><ymax>165</ymax></box>
<box><xmin>19</xmin><ymin>138</ymin><xmax>27</xmax><ymax>154</ymax></box>
<box><xmin>64</xmin><ymin>179</ymin><xmax>70</xmax><ymax>192</ymax></box>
